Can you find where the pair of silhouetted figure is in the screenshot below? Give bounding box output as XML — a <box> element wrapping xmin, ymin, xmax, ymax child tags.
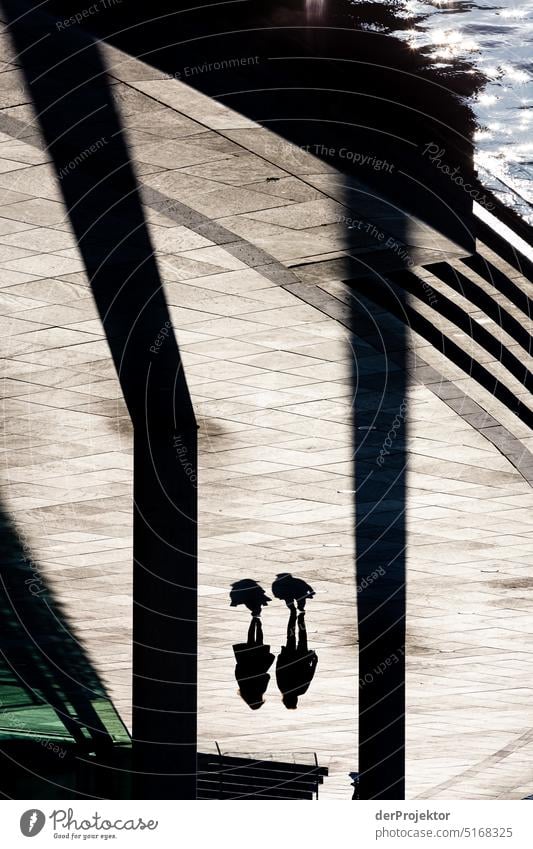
<box><xmin>230</xmin><ymin>574</ymin><xmax>316</xmax><ymax>613</ymax></box>
<box><xmin>230</xmin><ymin>575</ymin><xmax>318</xmax><ymax>711</ymax></box>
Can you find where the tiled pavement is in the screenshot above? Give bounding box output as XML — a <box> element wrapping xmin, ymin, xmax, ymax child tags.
<box><xmin>1</xmin><ymin>27</ymin><xmax>533</xmax><ymax>799</ymax></box>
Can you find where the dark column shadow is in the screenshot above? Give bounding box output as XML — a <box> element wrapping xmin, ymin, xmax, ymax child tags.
<box><xmin>350</xmin><ymin>285</ymin><xmax>407</xmax><ymax>799</ymax></box>
<box><xmin>1</xmin><ymin>0</ymin><xmax>198</xmax><ymax>799</ymax></box>
<box><xmin>276</xmin><ymin>607</ymin><xmax>318</xmax><ymax>710</ymax></box>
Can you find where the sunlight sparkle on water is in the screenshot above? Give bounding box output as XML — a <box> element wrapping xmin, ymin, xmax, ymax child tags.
<box><xmin>499</xmin><ymin>7</ymin><xmax>527</xmax><ymax>19</ymax></box>
<box><xmin>501</xmin><ymin>64</ymin><xmax>530</xmax><ymax>83</ymax></box>
<box><xmin>427</xmin><ymin>28</ymin><xmax>479</xmax><ymax>55</ymax></box>
<box><xmin>481</xmin><ymin>64</ymin><xmax>501</xmax><ymax>79</ymax></box>
<box><xmin>477</xmin><ymin>93</ymin><xmax>498</xmax><ymax>105</ymax></box>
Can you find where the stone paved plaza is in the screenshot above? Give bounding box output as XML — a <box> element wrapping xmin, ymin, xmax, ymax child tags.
<box><xmin>1</xmin><ymin>28</ymin><xmax>533</xmax><ymax>799</ymax></box>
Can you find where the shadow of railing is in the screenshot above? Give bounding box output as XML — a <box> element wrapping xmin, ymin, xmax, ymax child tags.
<box><xmin>352</xmin><ymin>272</ymin><xmax>533</xmax><ymax>431</ymax></box>
<box><xmin>426</xmin><ymin>261</ymin><xmax>533</xmax><ymax>357</ymax></box>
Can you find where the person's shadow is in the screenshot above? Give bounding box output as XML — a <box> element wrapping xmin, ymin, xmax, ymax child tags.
<box><xmin>272</xmin><ymin>574</ymin><xmax>315</xmax><ymax>611</ymax></box>
<box><xmin>276</xmin><ymin>607</ymin><xmax>318</xmax><ymax>710</ymax></box>
<box><xmin>230</xmin><ymin>579</ymin><xmax>271</xmax><ymax>617</ymax></box>
<box><xmin>230</xmin><ymin>580</ymin><xmax>274</xmax><ymax>710</ymax></box>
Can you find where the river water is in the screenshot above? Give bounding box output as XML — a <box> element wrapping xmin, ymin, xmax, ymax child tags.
<box><xmin>307</xmin><ymin>0</ymin><xmax>533</xmax><ymax>224</ymax></box>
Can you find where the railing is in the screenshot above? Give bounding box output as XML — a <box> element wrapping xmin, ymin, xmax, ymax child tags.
<box><xmin>197</xmin><ymin>747</ymin><xmax>328</xmax><ymax>800</ymax></box>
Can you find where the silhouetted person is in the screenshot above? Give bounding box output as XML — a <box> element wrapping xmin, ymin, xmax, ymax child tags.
<box><xmin>233</xmin><ymin>617</ymin><xmax>274</xmax><ymax>710</ymax></box>
<box><xmin>272</xmin><ymin>573</ymin><xmax>315</xmax><ymax>611</ymax></box>
<box><xmin>276</xmin><ymin>608</ymin><xmax>318</xmax><ymax>709</ymax></box>
<box><xmin>230</xmin><ymin>579</ymin><xmax>271</xmax><ymax>617</ymax></box>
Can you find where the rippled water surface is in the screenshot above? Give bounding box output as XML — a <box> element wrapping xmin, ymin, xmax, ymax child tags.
<box><xmin>310</xmin><ymin>0</ymin><xmax>533</xmax><ymax>222</ymax></box>
<box><xmin>398</xmin><ymin>0</ymin><xmax>533</xmax><ymax>222</ymax></box>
